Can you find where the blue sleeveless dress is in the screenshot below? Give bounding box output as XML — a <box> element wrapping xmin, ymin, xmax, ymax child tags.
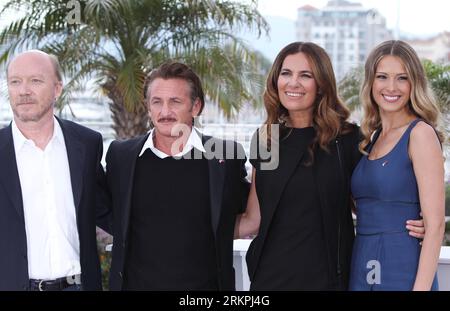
<box><xmin>349</xmin><ymin>119</ymin><xmax>439</xmax><ymax>291</ymax></box>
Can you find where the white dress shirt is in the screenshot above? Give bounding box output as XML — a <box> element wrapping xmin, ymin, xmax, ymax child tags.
<box><xmin>139</xmin><ymin>127</ymin><xmax>206</xmax><ymax>158</ymax></box>
<box><xmin>12</xmin><ymin>117</ymin><xmax>81</xmax><ymax>280</ymax></box>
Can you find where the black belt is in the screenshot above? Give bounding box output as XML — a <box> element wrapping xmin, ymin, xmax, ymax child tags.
<box><xmin>29</xmin><ymin>275</ymin><xmax>81</xmax><ymax>291</ymax></box>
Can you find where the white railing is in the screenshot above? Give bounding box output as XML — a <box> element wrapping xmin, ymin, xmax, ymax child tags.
<box><xmin>233</xmin><ymin>239</ymin><xmax>450</xmax><ymax>291</ymax></box>
<box><xmin>233</xmin><ymin>239</ymin><xmax>252</xmax><ymax>291</ymax></box>
<box><xmin>438</xmin><ymin>246</ymin><xmax>450</xmax><ymax>291</ymax></box>
<box><xmin>106</xmin><ymin>240</ymin><xmax>450</xmax><ymax>291</ymax></box>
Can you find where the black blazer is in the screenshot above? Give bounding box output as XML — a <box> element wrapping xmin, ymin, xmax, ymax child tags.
<box><xmin>0</xmin><ymin>118</ymin><xmax>111</xmax><ymax>291</ymax></box>
<box><xmin>106</xmin><ymin>133</ymin><xmax>249</xmax><ymax>290</ymax></box>
<box><xmin>246</xmin><ymin>123</ymin><xmax>362</xmax><ymax>290</ymax></box>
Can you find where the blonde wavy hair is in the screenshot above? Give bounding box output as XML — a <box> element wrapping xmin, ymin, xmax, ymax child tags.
<box><xmin>263</xmin><ymin>42</ymin><xmax>352</xmax><ymax>163</ymax></box>
<box><xmin>360</xmin><ymin>40</ymin><xmax>445</xmax><ymax>153</ymax></box>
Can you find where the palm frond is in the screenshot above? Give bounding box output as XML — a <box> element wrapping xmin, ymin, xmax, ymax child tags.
<box><xmin>0</xmin><ymin>0</ymin><xmax>271</xmax><ymax>137</ymax></box>
<box><xmin>338</xmin><ymin>66</ymin><xmax>364</xmax><ymax>111</ymax></box>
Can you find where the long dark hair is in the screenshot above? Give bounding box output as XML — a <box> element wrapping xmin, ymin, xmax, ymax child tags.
<box><xmin>263</xmin><ymin>41</ymin><xmax>351</xmax><ymax>161</ymax></box>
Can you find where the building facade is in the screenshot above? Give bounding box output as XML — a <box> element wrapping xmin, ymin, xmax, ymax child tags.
<box><xmin>406</xmin><ymin>32</ymin><xmax>450</xmax><ymax>64</ymax></box>
<box><xmin>296</xmin><ymin>0</ymin><xmax>392</xmax><ymax>80</ymax></box>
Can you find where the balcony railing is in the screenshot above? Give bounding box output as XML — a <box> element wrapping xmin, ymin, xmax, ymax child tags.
<box><xmin>105</xmin><ymin>240</ymin><xmax>450</xmax><ymax>291</ymax></box>
<box><xmin>234</xmin><ymin>239</ymin><xmax>450</xmax><ymax>291</ymax></box>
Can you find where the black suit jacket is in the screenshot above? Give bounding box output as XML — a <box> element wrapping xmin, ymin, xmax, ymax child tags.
<box><xmin>0</xmin><ymin>118</ymin><xmax>111</xmax><ymax>291</ymax></box>
<box><xmin>246</xmin><ymin>123</ymin><xmax>362</xmax><ymax>290</ymax></box>
<box><xmin>106</xmin><ymin>133</ymin><xmax>249</xmax><ymax>290</ymax></box>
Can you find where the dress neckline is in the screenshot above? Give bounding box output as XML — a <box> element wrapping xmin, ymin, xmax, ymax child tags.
<box><xmin>366</xmin><ymin>119</ymin><xmax>419</xmax><ymax>162</ymax></box>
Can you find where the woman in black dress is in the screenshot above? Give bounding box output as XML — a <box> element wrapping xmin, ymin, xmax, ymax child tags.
<box><xmin>234</xmin><ymin>42</ymin><xmax>426</xmax><ymax>290</ymax></box>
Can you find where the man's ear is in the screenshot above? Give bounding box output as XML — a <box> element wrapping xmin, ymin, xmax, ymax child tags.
<box><xmin>54</xmin><ymin>81</ymin><xmax>63</xmax><ymax>99</ymax></box>
<box><xmin>192</xmin><ymin>98</ymin><xmax>202</xmax><ymax>117</ymax></box>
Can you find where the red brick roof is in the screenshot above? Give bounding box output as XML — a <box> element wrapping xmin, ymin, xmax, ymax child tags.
<box><xmin>298</xmin><ymin>4</ymin><xmax>318</xmax><ymax>11</ymax></box>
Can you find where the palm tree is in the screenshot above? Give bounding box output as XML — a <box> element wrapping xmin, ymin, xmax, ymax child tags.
<box><xmin>0</xmin><ymin>0</ymin><xmax>270</xmax><ymax>139</ymax></box>
<box><xmin>422</xmin><ymin>60</ymin><xmax>450</xmax><ymax>113</ymax></box>
<box><xmin>337</xmin><ymin>66</ymin><xmax>364</xmax><ymax>112</ymax></box>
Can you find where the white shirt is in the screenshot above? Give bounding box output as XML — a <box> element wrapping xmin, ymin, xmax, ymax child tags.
<box><xmin>139</xmin><ymin>127</ymin><xmax>206</xmax><ymax>158</ymax></box>
<box><xmin>12</xmin><ymin>117</ymin><xmax>81</xmax><ymax>280</ymax></box>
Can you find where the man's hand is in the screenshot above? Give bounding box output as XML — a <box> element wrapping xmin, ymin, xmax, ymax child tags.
<box><xmin>406</xmin><ymin>217</ymin><xmax>425</xmax><ymax>240</ymax></box>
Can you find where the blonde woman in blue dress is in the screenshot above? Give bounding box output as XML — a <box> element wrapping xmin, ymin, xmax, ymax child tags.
<box><xmin>350</xmin><ymin>40</ymin><xmax>445</xmax><ymax>290</ymax></box>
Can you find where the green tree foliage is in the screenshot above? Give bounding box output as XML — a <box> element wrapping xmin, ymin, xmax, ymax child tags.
<box><xmin>337</xmin><ymin>66</ymin><xmax>364</xmax><ymax>111</ymax></box>
<box><xmin>0</xmin><ymin>0</ymin><xmax>270</xmax><ymax>138</ymax></box>
<box><xmin>422</xmin><ymin>60</ymin><xmax>450</xmax><ymax>113</ymax></box>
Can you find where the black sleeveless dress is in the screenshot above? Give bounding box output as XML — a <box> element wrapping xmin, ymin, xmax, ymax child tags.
<box><xmin>249</xmin><ymin>127</ymin><xmax>329</xmax><ymax>290</ymax></box>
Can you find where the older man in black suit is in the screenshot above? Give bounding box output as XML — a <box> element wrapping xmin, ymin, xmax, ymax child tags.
<box><xmin>0</xmin><ymin>50</ymin><xmax>111</xmax><ymax>291</ymax></box>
